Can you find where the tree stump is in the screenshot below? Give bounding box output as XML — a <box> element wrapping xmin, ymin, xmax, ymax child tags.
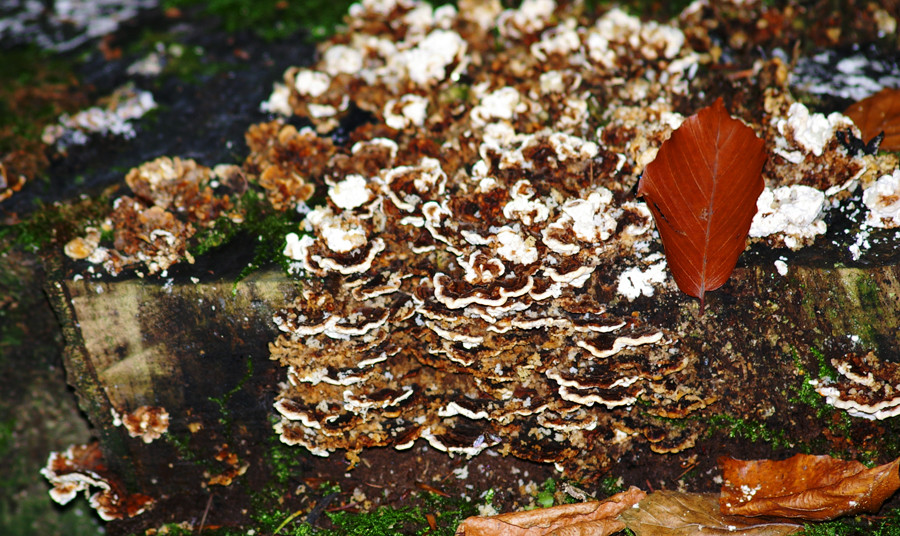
<box><xmin>44</xmin><ymin>238</ymin><xmax>900</xmax><ymax>523</ymax></box>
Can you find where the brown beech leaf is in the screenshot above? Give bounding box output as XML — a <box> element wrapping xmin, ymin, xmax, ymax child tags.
<box><xmin>720</xmin><ymin>454</ymin><xmax>900</xmax><ymax>521</ymax></box>
<box><xmin>844</xmin><ymin>88</ymin><xmax>900</xmax><ymax>151</ymax></box>
<box><xmin>637</xmin><ymin>98</ymin><xmax>766</xmax><ymax>310</ymax></box>
<box><xmin>455</xmin><ymin>486</ymin><xmax>645</xmax><ymax>536</ymax></box>
<box><xmin>620</xmin><ymin>491</ymin><xmax>801</xmax><ymax>536</ymax></box>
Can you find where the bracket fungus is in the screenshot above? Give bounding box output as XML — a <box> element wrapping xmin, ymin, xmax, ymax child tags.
<box><xmin>250</xmin><ymin>0</ymin><xmax>900</xmax><ymax>474</ymax></box>
<box><xmin>811</xmin><ymin>352</ymin><xmax>900</xmax><ymax>420</ymax></box>
<box><xmin>41</xmin><ymin>442</ymin><xmax>154</xmax><ymax>521</ymax></box>
<box><xmin>261</xmin><ymin>0</ymin><xmax>744</xmax><ymax>475</ymax></box>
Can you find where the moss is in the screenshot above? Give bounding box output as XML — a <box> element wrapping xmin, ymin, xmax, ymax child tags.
<box><xmin>855</xmin><ymin>275</ymin><xmax>880</xmax><ymax>309</ymax></box>
<box><xmin>163</xmin><ymin>431</ymin><xmax>216</xmax><ymax>471</ymax></box>
<box><xmin>126</xmin><ymin>32</ymin><xmax>237</xmax><ymax>84</ymax></box>
<box><xmin>0</xmin><ymin>46</ymin><xmax>86</xmax><ymax>153</ymax></box>
<box><xmin>265</xmin><ymin>437</ymin><xmax>304</xmax><ymax>486</ymax></box>
<box><xmin>597</xmin><ymin>475</ymin><xmax>627</xmax><ymax>497</ymax></box>
<box><xmin>536</xmin><ymin>478</ymin><xmax>557</xmax><ymax>509</ymax></box>
<box><xmin>244</xmin><ymin>491</ymin><xmax>475</xmax><ymax>536</ymax></box>
<box><xmin>325</xmin><ymin>505</ymin><xmax>424</xmax><ymax>535</ymax></box>
<box><xmin>186</xmin><ymin>192</ymin><xmax>304</xmax><ymax>290</ymax></box>
<box><xmin>707</xmin><ymin>414</ymin><xmax>794</xmax><ymax>449</ymax></box>
<box><xmin>787</xmin><ymin>348</ymin><xmax>857</xmax><ymax>457</ymax></box>
<box><xmin>790</xmin><ymin>348</ymin><xmax>851</xmax><ymax>438</ymax></box>
<box><xmin>585</xmin><ymin>0</ymin><xmax>696</xmax><ymax>20</ymax></box>
<box><xmin>800</xmin><ymin>508</ymin><xmax>900</xmax><ymax>536</ymax></box>
<box><xmin>208</xmin><ymin>356</ymin><xmax>253</xmax><ymax>432</ymax></box>
<box><xmin>162</xmin><ymin>0</ymin><xmax>349</xmax><ymax>40</ymax></box>
<box><xmin>137</xmin><ymin>522</ymin><xmax>196</xmax><ymax>536</ymax></box>
<box><xmin>162</xmin><ymin>0</ymin><xmax>457</xmax><ymax>41</ymax></box>
<box><xmin>439</xmin><ymin>84</ymin><xmax>471</xmax><ymax>108</ymax></box>
<box><xmin>0</xmin><ymin>419</ymin><xmax>14</xmax><ymax>468</ymax></box>
<box><xmin>809</xmin><ymin>347</ymin><xmax>837</xmax><ymax>382</ymax></box>
<box><xmin>0</xmin><ymin>194</ymin><xmax>114</xmax><ymax>255</ymax></box>
<box><xmin>162</xmin><ymin>0</ymin><xmax>337</xmax><ymax>41</ymax></box>
<box><xmin>1</xmin><ymin>494</ymin><xmax>104</xmax><ymax>536</ymax></box>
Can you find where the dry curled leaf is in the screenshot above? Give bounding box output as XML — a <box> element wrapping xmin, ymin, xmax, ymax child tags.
<box><xmin>638</xmin><ymin>98</ymin><xmax>766</xmax><ymax>310</ymax></box>
<box><xmin>455</xmin><ymin>486</ymin><xmax>646</xmax><ymax>536</ymax></box>
<box><xmin>620</xmin><ymin>491</ymin><xmax>801</xmax><ymax>536</ymax></box>
<box><xmin>720</xmin><ymin>454</ymin><xmax>900</xmax><ymax>521</ymax></box>
<box><xmin>844</xmin><ymin>88</ymin><xmax>900</xmax><ymax>151</ymax></box>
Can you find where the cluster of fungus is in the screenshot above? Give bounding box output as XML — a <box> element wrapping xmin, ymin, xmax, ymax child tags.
<box><xmin>41</xmin><ymin>442</ymin><xmax>155</xmax><ymax>521</ymax></box>
<box><xmin>64</xmin><ymin>156</ymin><xmax>245</xmax><ymax>276</ymax></box>
<box><xmin>110</xmin><ymin>405</ymin><xmax>170</xmax><ymax>444</ymax></box>
<box><xmin>41</xmin><ymin>84</ymin><xmax>157</xmax><ymax>150</ymax></box>
<box><xmin>262</xmin><ymin>0</ymin><xmax>734</xmax><ymax>474</ymax></box>
<box><xmin>811</xmin><ymin>351</ymin><xmax>900</xmax><ymax>420</ymax></box>
<box><xmin>259</xmin><ymin>0</ymin><xmax>900</xmax><ymax>472</ymax></box>
<box><xmin>752</xmin><ymin>91</ymin><xmax>900</xmax><ymax>249</ymax></box>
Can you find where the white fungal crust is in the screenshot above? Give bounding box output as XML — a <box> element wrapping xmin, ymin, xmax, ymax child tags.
<box><xmin>749</xmin><ymin>185</ymin><xmax>827</xmax><ymax>250</ymax></box>
<box><xmin>863</xmin><ymin>169</ymin><xmax>900</xmax><ymax>228</ymax></box>
<box><xmin>774</xmin><ymin>102</ymin><xmax>855</xmax><ymax>160</ymax></box>
<box><xmin>42</xmin><ymin>84</ymin><xmax>157</xmax><ymax>148</ymax></box>
<box><xmin>811</xmin><ymin>352</ymin><xmax>900</xmax><ymax>420</ymax></box>
<box><xmin>758</xmin><ymin>92</ymin><xmax>879</xmax><ymax>248</ymax></box>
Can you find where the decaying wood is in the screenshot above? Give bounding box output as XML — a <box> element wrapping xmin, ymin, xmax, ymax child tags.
<box><xmin>46</xmin><ymin>260</ymin><xmax>299</xmax><ymax>492</ymax></box>
<box><xmin>45</xmin><ymin>247</ymin><xmax>900</xmax><ymax>500</ymax></box>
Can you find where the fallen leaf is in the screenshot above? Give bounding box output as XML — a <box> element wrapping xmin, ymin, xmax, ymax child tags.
<box><xmin>719</xmin><ymin>454</ymin><xmax>900</xmax><ymax>521</ymax></box>
<box><xmin>637</xmin><ymin>98</ymin><xmax>766</xmax><ymax>310</ymax></box>
<box><xmin>620</xmin><ymin>491</ymin><xmax>801</xmax><ymax>536</ymax></box>
<box><xmin>844</xmin><ymin>88</ymin><xmax>900</xmax><ymax>151</ymax></box>
<box><xmin>455</xmin><ymin>486</ymin><xmax>645</xmax><ymax>536</ymax></box>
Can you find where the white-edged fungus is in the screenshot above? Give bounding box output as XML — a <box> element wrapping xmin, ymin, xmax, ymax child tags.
<box><xmin>41</xmin><ymin>442</ymin><xmax>154</xmax><ymax>521</ymax></box>
<box><xmin>329</xmin><ymin>175</ymin><xmax>372</xmax><ymax>211</ymax></box>
<box><xmin>812</xmin><ymin>352</ymin><xmax>900</xmax><ymax>420</ymax></box>
<box><xmin>384</xmin><ymin>94</ymin><xmax>429</xmax><ymax>129</ymax></box>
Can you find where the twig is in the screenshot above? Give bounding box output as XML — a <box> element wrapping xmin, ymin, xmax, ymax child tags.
<box><xmin>274</xmin><ymin>509</ymin><xmax>305</xmax><ymax>536</ymax></box>
<box><xmin>673</xmin><ymin>462</ymin><xmax>698</xmax><ymax>482</ymax></box>
<box><xmin>197</xmin><ymin>493</ymin><xmax>213</xmax><ymax>534</ymax></box>
<box><xmin>306</xmin><ymin>491</ymin><xmax>340</xmax><ymax>526</ymax></box>
<box><xmin>326</xmin><ymin>501</ymin><xmax>360</xmax><ymax>512</ymax></box>
<box><xmin>416</xmin><ymin>482</ymin><xmax>450</xmax><ymax>497</ymax></box>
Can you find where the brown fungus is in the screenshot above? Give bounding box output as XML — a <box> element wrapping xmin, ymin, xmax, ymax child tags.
<box><xmin>111</xmin><ymin>405</ymin><xmax>170</xmax><ymax>444</ymax></box>
<box><xmin>65</xmin><ymin>156</ymin><xmax>239</xmax><ymax>276</ymax></box>
<box><xmin>258</xmin><ymin>0</ymin><xmax>738</xmax><ymax>475</ymax></box>
<box><xmin>811</xmin><ymin>352</ymin><xmax>900</xmax><ymax>420</ymax></box>
<box><xmin>255</xmin><ymin>0</ymin><xmax>897</xmax><ymax>475</ymax></box>
<box><xmin>41</xmin><ymin>442</ymin><xmax>154</xmax><ymax>521</ymax></box>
